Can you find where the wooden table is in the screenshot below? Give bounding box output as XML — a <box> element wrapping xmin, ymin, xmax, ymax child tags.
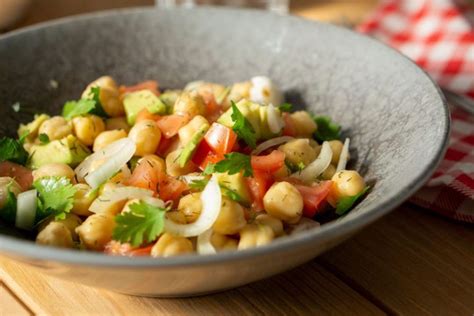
<box><xmin>2</xmin><ymin>1</ymin><xmax>473</xmax><ymax>315</ymax></box>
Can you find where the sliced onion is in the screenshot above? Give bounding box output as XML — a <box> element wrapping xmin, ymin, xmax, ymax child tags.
<box><xmin>165</xmin><ymin>175</ymin><xmax>221</xmax><ymax>237</ymax></box>
<box><xmin>15</xmin><ymin>189</ymin><xmax>37</xmax><ymax>231</ymax></box>
<box><xmin>249</xmin><ymin>76</ymin><xmax>283</xmax><ymax>106</ymax></box>
<box><xmin>184</xmin><ymin>80</ymin><xmax>205</xmax><ymax>91</ymax></box>
<box><xmin>252</xmin><ymin>136</ymin><xmax>294</xmax><ymax>155</ymax></box>
<box><xmin>75</xmin><ymin>138</ymin><xmax>136</xmax><ymax>189</ymax></box>
<box><xmin>267</xmin><ymin>103</ymin><xmax>284</xmax><ymax>134</ymax></box>
<box><xmin>197</xmin><ymin>228</ymin><xmax>216</xmax><ymax>255</ymax></box>
<box><xmin>89</xmin><ymin>186</ymin><xmax>154</xmax><ymax>213</ymax></box>
<box><xmin>179</xmin><ymin>173</ymin><xmax>206</xmax><ymax>185</ymax></box>
<box><xmin>336</xmin><ymin>138</ymin><xmax>350</xmax><ymax>172</ymax></box>
<box><xmin>291</xmin><ymin>141</ymin><xmax>333</xmax><ymax>183</ymax></box>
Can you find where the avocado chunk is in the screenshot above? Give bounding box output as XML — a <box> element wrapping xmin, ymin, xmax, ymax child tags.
<box><xmin>124</xmin><ymin>90</ymin><xmax>167</xmax><ymax>125</ymax></box>
<box><xmin>159</xmin><ymin>90</ymin><xmax>182</xmax><ymax>113</ymax></box>
<box><xmin>216</xmin><ymin>171</ymin><xmax>251</xmax><ymax>205</ymax></box>
<box><xmin>18</xmin><ymin>114</ymin><xmax>50</xmax><ymax>141</ymax></box>
<box><xmin>178</xmin><ymin>124</ymin><xmax>209</xmax><ymax>168</ymax></box>
<box><xmin>28</xmin><ymin>135</ymin><xmax>91</xmax><ymax>169</ymax></box>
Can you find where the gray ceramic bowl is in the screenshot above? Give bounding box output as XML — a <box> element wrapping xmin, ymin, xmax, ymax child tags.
<box><xmin>0</xmin><ymin>7</ymin><xmax>449</xmax><ymax>296</ymax></box>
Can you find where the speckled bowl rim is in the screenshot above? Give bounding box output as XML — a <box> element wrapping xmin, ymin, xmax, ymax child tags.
<box><xmin>0</xmin><ymin>7</ymin><xmax>450</xmax><ymax>268</ymax></box>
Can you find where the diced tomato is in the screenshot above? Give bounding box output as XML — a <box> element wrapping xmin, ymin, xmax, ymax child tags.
<box><xmin>251</xmin><ymin>150</ymin><xmax>285</xmax><ymax>174</ymax></box>
<box><xmin>119</xmin><ymin>80</ymin><xmax>160</xmax><ymax>96</ymax></box>
<box><xmin>126</xmin><ymin>159</ymin><xmax>161</xmax><ymax>192</ymax></box>
<box><xmin>136</xmin><ymin>108</ymin><xmax>161</xmax><ymax>123</ymax></box>
<box><xmin>246</xmin><ymin>171</ymin><xmax>273</xmax><ymax>211</ymax></box>
<box><xmin>204</xmin><ymin>123</ymin><xmax>237</xmax><ymax>155</ymax></box>
<box><xmin>157</xmin><ymin>172</ymin><xmax>188</xmax><ymax>203</ymax></box>
<box><xmin>105</xmin><ymin>241</ymin><xmax>153</xmax><ymax>256</ymax></box>
<box><xmin>156</xmin><ymin>114</ymin><xmax>190</xmax><ymax>139</ymax></box>
<box><xmin>191</xmin><ymin>140</ymin><xmax>223</xmax><ymax>170</ymax></box>
<box><xmin>200</xmin><ymin>152</ymin><xmax>225</xmax><ymax>170</ymax></box>
<box><xmin>282</xmin><ymin>113</ymin><xmax>297</xmax><ymax>137</ymax></box>
<box><xmin>156</xmin><ymin>136</ymin><xmax>176</xmax><ymax>157</ymax></box>
<box><xmin>0</xmin><ymin>161</ymin><xmax>33</xmax><ymax>191</ymax></box>
<box><xmin>294</xmin><ymin>181</ymin><xmax>333</xmax><ymax>217</ymax></box>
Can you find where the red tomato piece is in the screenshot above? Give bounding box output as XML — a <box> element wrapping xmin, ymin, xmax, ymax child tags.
<box><xmin>294</xmin><ymin>181</ymin><xmax>333</xmax><ymax>217</ymax></box>
<box><xmin>104</xmin><ymin>241</ymin><xmax>153</xmax><ymax>256</ymax></box>
<box><xmin>156</xmin><ymin>114</ymin><xmax>189</xmax><ymax>139</ymax></box>
<box><xmin>246</xmin><ymin>171</ymin><xmax>273</xmax><ymax>212</ymax></box>
<box><xmin>126</xmin><ymin>159</ymin><xmax>160</xmax><ymax>192</ymax></box>
<box><xmin>0</xmin><ymin>161</ymin><xmax>33</xmax><ymax>191</ymax></box>
<box><xmin>282</xmin><ymin>113</ymin><xmax>296</xmax><ymax>137</ymax></box>
<box><xmin>204</xmin><ymin>123</ymin><xmax>237</xmax><ymax>155</ymax></box>
<box><xmin>251</xmin><ymin>150</ymin><xmax>285</xmax><ymax>173</ymax></box>
<box><xmin>119</xmin><ymin>80</ymin><xmax>160</xmax><ymax>96</ymax></box>
<box><xmin>157</xmin><ymin>172</ymin><xmax>188</xmax><ymax>203</ymax></box>
<box><xmin>155</xmin><ymin>135</ymin><xmax>176</xmax><ymax>157</ymax></box>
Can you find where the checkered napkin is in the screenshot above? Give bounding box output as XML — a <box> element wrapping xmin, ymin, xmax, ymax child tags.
<box><xmin>357</xmin><ymin>0</ymin><xmax>474</xmax><ymax>223</ymax></box>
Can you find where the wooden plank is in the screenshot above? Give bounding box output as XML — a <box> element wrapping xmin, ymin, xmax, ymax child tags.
<box><xmin>320</xmin><ymin>205</ymin><xmax>474</xmax><ymax>315</ymax></box>
<box><xmin>0</xmin><ymin>256</ymin><xmax>384</xmax><ymax>315</ymax></box>
<box><xmin>0</xmin><ymin>282</ymin><xmax>32</xmax><ymax>316</ymax></box>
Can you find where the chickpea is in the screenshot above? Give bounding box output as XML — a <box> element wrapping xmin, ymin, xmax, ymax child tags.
<box><xmin>0</xmin><ymin>177</ymin><xmax>21</xmax><ymax>209</ymax></box>
<box><xmin>211</xmin><ymin>233</ymin><xmax>238</xmax><ymax>252</ymax></box>
<box><xmin>39</xmin><ymin>214</ymin><xmax>82</xmax><ymax>240</ymax></box>
<box><xmin>138</xmin><ymin>155</ymin><xmax>166</xmax><ymax>173</ymax></box>
<box><xmin>279</xmin><ymin>139</ymin><xmax>317</xmax><ymax>166</ymax></box>
<box><xmin>36</xmin><ymin>222</ymin><xmax>74</xmax><ymax>248</ymax></box>
<box><xmin>166</xmin><ymin>211</ymin><xmax>187</xmax><ymax>224</ymax></box>
<box><xmin>72</xmin><ymin>115</ymin><xmax>105</xmax><ymax>146</ymax></box>
<box><xmin>213</xmin><ymin>198</ymin><xmax>247</xmax><ymax>235</ymax></box>
<box><xmin>106</xmin><ymin>117</ymin><xmax>130</xmax><ymax>132</ymax></box>
<box><xmin>38</xmin><ymin>116</ymin><xmax>72</xmax><ymax>141</ymax></box>
<box><xmin>32</xmin><ymin>163</ymin><xmax>75</xmax><ymax>181</ymax></box>
<box><xmin>177</xmin><ymin>193</ymin><xmax>202</xmax><ymax>223</ymax></box>
<box><xmin>328</xmin><ymin>140</ymin><xmax>343</xmax><ymax>165</ymax></box>
<box><xmin>128</xmin><ymin>120</ymin><xmax>161</xmax><ymax>157</ymax></box>
<box><xmin>71</xmin><ymin>183</ymin><xmax>95</xmax><ymax>216</ymax></box>
<box><xmin>165</xmin><ymin>149</ymin><xmax>196</xmax><ymax>177</ymax></box>
<box><xmin>224</xmin><ymin>81</ymin><xmax>251</xmax><ymax>108</ymax></box>
<box><xmin>81</xmin><ymin>76</ymin><xmax>124</xmax><ymax>117</ymax></box>
<box><xmin>290</xmin><ymin>111</ymin><xmax>317</xmax><ymax>138</ymax></box>
<box><xmin>178</xmin><ymin>115</ymin><xmax>209</xmax><ymax>145</ymax></box>
<box><xmin>76</xmin><ymin>214</ymin><xmax>116</xmax><ymax>251</ymax></box>
<box><xmin>93</xmin><ymin>129</ymin><xmax>127</xmax><ymax>152</ymax></box>
<box><xmin>328</xmin><ymin>170</ymin><xmax>366</xmax><ymax>207</ymax></box>
<box><xmin>263</xmin><ymin>181</ymin><xmax>303</xmax><ymax>224</ymax></box>
<box><xmin>238</xmin><ymin>224</ymin><xmax>274</xmax><ymax>250</ymax></box>
<box><xmin>173</xmin><ymin>91</ymin><xmax>206</xmax><ymax>117</ymax></box>
<box><xmin>151</xmin><ymin>233</ymin><xmax>193</xmax><ymax>257</ymax></box>
<box><xmin>255</xmin><ymin>214</ymin><xmax>284</xmax><ymax>237</ymax></box>
<box><xmin>321</xmin><ymin>164</ymin><xmax>337</xmax><ymax>180</ymax></box>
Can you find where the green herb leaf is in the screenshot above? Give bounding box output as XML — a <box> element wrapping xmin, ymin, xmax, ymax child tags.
<box><xmin>278</xmin><ymin>103</ymin><xmax>293</xmax><ymax>112</ymax></box>
<box><xmin>335</xmin><ymin>186</ymin><xmax>370</xmax><ymax>215</ymax></box>
<box><xmin>0</xmin><ymin>137</ymin><xmax>29</xmax><ymax>165</ymax></box>
<box><xmin>113</xmin><ymin>201</ymin><xmax>168</xmax><ymax>247</ymax></box>
<box><xmin>313</xmin><ymin>116</ymin><xmax>341</xmax><ymax>142</ymax></box>
<box><xmin>89</xmin><ymin>86</ymin><xmax>108</xmax><ymax>117</ymax></box>
<box><xmin>33</xmin><ymin>177</ymin><xmax>76</xmax><ymax>221</ymax></box>
<box><xmin>190</xmin><ymin>178</ymin><xmax>244</xmax><ymax>203</ymax></box>
<box><xmin>203</xmin><ymin>152</ymin><xmax>253</xmax><ymax>177</ymax></box>
<box><xmin>285</xmin><ymin>160</ymin><xmax>305</xmax><ymax>173</ymax></box>
<box><xmin>230</xmin><ymin>101</ymin><xmax>257</xmax><ymax>148</ymax></box>
<box><xmin>189</xmin><ymin>178</ymin><xmax>209</xmax><ymax>191</ymax></box>
<box><xmin>38</xmin><ymin>133</ymin><xmax>50</xmax><ymax>145</ymax></box>
<box><xmin>0</xmin><ymin>184</ymin><xmax>17</xmax><ymax>224</ymax></box>
<box><xmin>62</xmin><ymin>99</ymin><xmax>96</xmax><ymax>120</ymax></box>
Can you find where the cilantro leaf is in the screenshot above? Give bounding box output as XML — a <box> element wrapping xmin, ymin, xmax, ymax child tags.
<box><xmin>0</xmin><ymin>185</ymin><xmax>17</xmax><ymax>224</ymax></box>
<box><xmin>38</xmin><ymin>133</ymin><xmax>50</xmax><ymax>144</ymax></box>
<box><xmin>33</xmin><ymin>177</ymin><xmax>76</xmax><ymax>221</ymax></box>
<box><xmin>313</xmin><ymin>116</ymin><xmax>341</xmax><ymax>142</ymax></box>
<box><xmin>89</xmin><ymin>86</ymin><xmax>108</xmax><ymax>117</ymax></box>
<box><xmin>0</xmin><ymin>137</ymin><xmax>29</xmax><ymax>165</ymax></box>
<box><xmin>189</xmin><ymin>178</ymin><xmax>209</xmax><ymax>191</ymax></box>
<box><xmin>230</xmin><ymin>101</ymin><xmax>256</xmax><ymax>148</ymax></box>
<box><xmin>113</xmin><ymin>201</ymin><xmax>168</xmax><ymax>247</ymax></box>
<box><xmin>285</xmin><ymin>160</ymin><xmax>305</xmax><ymax>173</ymax></box>
<box><xmin>278</xmin><ymin>103</ymin><xmax>293</xmax><ymax>112</ymax></box>
<box><xmin>204</xmin><ymin>153</ymin><xmax>253</xmax><ymax>177</ymax></box>
<box><xmin>335</xmin><ymin>186</ymin><xmax>370</xmax><ymax>215</ymax></box>
<box><xmin>62</xmin><ymin>99</ymin><xmax>96</xmax><ymax>120</ymax></box>
<box><xmin>190</xmin><ymin>178</ymin><xmax>245</xmax><ymax>203</ymax></box>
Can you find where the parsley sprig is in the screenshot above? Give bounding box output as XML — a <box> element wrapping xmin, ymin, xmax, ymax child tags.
<box><xmin>33</xmin><ymin>177</ymin><xmax>76</xmax><ymax>221</ymax></box>
<box><xmin>0</xmin><ymin>182</ymin><xmax>17</xmax><ymax>224</ymax></box>
<box><xmin>0</xmin><ymin>136</ymin><xmax>29</xmax><ymax>165</ymax></box>
<box><xmin>278</xmin><ymin>103</ymin><xmax>293</xmax><ymax>112</ymax></box>
<box><xmin>189</xmin><ymin>178</ymin><xmax>245</xmax><ymax>203</ymax></box>
<box><xmin>313</xmin><ymin>116</ymin><xmax>341</xmax><ymax>142</ymax></box>
<box><xmin>230</xmin><ymin>101</ymin><xmax>257</xmax><ymax>148</ymax></box>
<box><xmin>113</xmin><ymin>201</ymin><xmax>168</xmax><ymax>247</ymax></box>
<box><xmin>62</xmin><ymin>86</ymin><xmax>108</xmax><ymax>119</ymax></box>
<box><xmin>203</xmin><ymin>152</ymin><xmax>253</xmax><ymax>177</ymax></box>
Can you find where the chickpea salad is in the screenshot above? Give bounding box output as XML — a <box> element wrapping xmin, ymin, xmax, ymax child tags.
<box><xmin>0</xmin><ymin>76</ymin><xmax>368</xmax><ymax>257</ymax></box>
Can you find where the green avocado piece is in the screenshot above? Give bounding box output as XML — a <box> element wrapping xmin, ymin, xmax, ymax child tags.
<box><xmin>178</xmin><ymin>124</ymin><xmax>209</xmax><ymax>168</ymax></box>
<box><xmin>124</xmin><ymin>90</ymin><xmax>167</xmax><ymax>125</ymax></box>
<box><xmin>217</xmin><ymin>99</ymin><xmax>262</xmax><ymax>139</ymax></box>
<box><xmin>159</xmin><ymin>89</ymin><xmax>182</xmax><ymax>113</ymax></box>
<box><xmin>18</xmin><ymin>114</ymin><xmax>50</xmax><ymax>141</ymax></box>
<box><xmin>216</xmin><ymin>171</ymin><xmax>251</xmax><ymax>205</ymax></box>
<box><xmin>28</xmin><ymin>135</ymin><xmax>91</xmax><ymax>169</ymax></box>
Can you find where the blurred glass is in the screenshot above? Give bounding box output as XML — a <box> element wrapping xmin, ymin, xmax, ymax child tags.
<box><xmin>156</xmin><ymin>0</ymin><xmax>289</xmax><ymax>14</ymax></box>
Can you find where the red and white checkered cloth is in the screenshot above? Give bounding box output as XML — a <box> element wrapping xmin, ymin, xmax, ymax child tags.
<box><xmin>358</xmin><ymin>0</ymin><xmax>474</xmax><ymax>223</ymax></box>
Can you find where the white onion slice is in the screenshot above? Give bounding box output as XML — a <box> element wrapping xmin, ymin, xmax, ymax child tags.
<box><xmin>291</xmin><ymin>141</ymin><xmax>333</xmax><ymax>183</ymax></box>
<box><xmin>336</xmin><ymin>138</ymin><xmax>350</xmax><ymax>172</ymax></box>
<box><xmin>249</xmin><ymin>76</ymin><xmax>283</xmax><ymax>106</ymax></box>
<box><xmin>179</xmin><ymin>173</ymin><xmax>206</xmax><ymax>185</ymax></box>
<box><xmin>15</xmin><ymin>190</ymin><xmax>37</xmax><ymax>231</ymax></box>
<box><xmin>252</xmin><ymin>136</ymin><xmax>294</xmax><ymax>155</ymax></box>
<box><xmin>197</xmin><ymin>228</ymin><xmax>216</xmax><ymax>255</ymax></box>
<box><xmin>165</xmin><ymin>175</ymin><xmax>221</xmax><ymax>237</ymax></box>
<box><xmin>89</xmin><ymin>186</ymin><xmax>154</xmax><ymax>214</ymax></box>
<box><xmin>75</xmin><ymin>138</ymin><xmax>136</xmax><ymax>189</ymax></box>
<box><xmin>267</xmin><ymin>103</ymin><xmax>284</xmax><ymax>134</ymax></box>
